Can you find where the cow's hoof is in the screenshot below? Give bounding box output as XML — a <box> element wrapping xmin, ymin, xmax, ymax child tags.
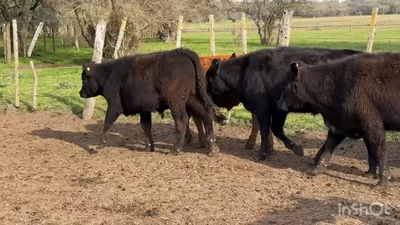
<box><xmin>99</xmin><ymin>135</ymin><xmax>106</xmax><ymax>144</ymax></box>
<box><xmin>256</xmin><ymin>152</ymin><xmax>267</xmax><ymax>161</ymax></box>
<box><xmin>198</xmin><ymin>140</ymin><xmax>206</xmax><ymax>148</ymax></box>
<box><xmin>208</xmin><ymin>151</ymin><xmax>219</xmax><ymax>157</ymax></box>
<box><xmin>364</xmin><ymin>171</ymin><xmax>379</xmax><ymax>179</ymax></box>
<box><xmin>312</xmin><ymin>156</ymin><xmax>319</xmax><ymax>165</ymax></box>
<box><xmin>245</xmin><ymin>142</ymin><xmax>255</xmax><ymax>150</ymax></box>
<box><xmin>213</xmin><ymin>111</ymin><xmax>227</xmax><ymax>126</ymax></box>
<box><xmin>371</xmin><ymin>180</ymin><xmax>389</xmax><ymax>190</ymax></box>
<box><xmin>185</xmin><ymin>132</ymin><xmax>193</xmax><ymax>144</ymax></box>
<box><xmin>308</xmin><ymin>166</ymin><xmax>325</xmax><ymax>176</ymax></box>
<box><xmin>292</xmin><ymin>145</ymin><xmax>304</xmax><ymax>156</ymax></box>
<box><xmin>208</xmin><ymin>143</ymin><xmax>220</xmax><ymax>155</ymax></box>
<box><xmin>170</xmin><ymin>149</ymin><xmax>181</xmax><ymax>156</ymax></box>
<box><xmin>145</xmin><ymin>144</ymin><xmax>155</xmax><ymax>152</ymax></box>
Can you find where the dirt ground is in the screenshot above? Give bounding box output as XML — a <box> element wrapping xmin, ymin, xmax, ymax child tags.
<box><xmin>1</xmin><ymin>112</ymin><xmax>399</xmax><ymax>225</ymax></box>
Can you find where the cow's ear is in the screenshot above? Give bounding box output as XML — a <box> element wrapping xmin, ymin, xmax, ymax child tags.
<box><xmin>211</xmin><ymin>59</ymin><xmax>221</xmax><ymax>67</ymax></box>
<box><xmin>290</xmin><ymin>61</ymin><xmax>300</xmax><ymax>78</ymax></box>
<box><xmin>229</xmin><ymin>53</ymin><xmax>236</xmax><ymax>59</ymax></box>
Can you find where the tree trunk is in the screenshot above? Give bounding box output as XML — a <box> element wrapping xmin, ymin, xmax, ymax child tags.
<box><xmin>18</xmin><ymin>2</ymin><xmax>32</xmax><ymax>57</ymax></box>
<box><xmin>158</xmin><ymin>23</ymin><xmax>176</xmax><ymax>42</ymax></box>
<box><xmin>74</xmin><ymin>7</ymin><xmax>95</xmax><ymax>48</ymax></box>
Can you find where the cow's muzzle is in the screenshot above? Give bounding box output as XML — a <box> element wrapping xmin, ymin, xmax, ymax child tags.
<box><xmin>79</xmin><ymin>90</ymin><xmax>87</xmax><ymax>98</ymax></box>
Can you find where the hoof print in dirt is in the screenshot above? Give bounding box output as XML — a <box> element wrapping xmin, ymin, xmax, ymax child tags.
<box><xmin>145</xmin><ymin>208</ymin><xmax>159</xmax><ymax>217</ymax></box>
<box><xmin>87</xmin><ymin>147</ymin><xmax>99</xmax><ymax>155</ymax></box>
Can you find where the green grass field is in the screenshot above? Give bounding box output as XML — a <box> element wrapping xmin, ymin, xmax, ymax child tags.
<box><xmin>1</xmin><ymin>15</ymin><xmax>400</xmax><ymax>139</ymax></box>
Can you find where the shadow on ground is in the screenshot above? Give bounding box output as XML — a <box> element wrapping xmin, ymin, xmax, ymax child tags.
<box><xmin>30</xmin><ymin>120</ymin><xmax>400</xmax><ymax>187</ymax></box>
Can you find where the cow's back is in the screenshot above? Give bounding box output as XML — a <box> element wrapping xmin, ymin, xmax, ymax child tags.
<box><xmin>308</xmin><ymin>53</ymin><xmax>400</xmax><ymax>131</ymax></box>
<box><xmin>118</xmin><ymin>50</ymin><xmax>197</xmax><ymax>115</ymax></box>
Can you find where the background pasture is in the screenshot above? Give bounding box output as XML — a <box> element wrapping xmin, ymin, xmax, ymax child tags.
<box><xmin>1</xmin><ymin>15</ymin><xmax>400</xmax><ymax>138</ymax></box>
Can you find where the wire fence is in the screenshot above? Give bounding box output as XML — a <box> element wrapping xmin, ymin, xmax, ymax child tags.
<box><xmin>1</xmin><ymin>17</ymin><xmax>400</xmax><ymax>114</ymax></box>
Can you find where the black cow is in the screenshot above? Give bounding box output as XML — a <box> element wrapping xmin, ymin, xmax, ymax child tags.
<box><xmin>79</xmin><ymin>48</ymin><xmax>226</xmax><ymax>156</ymax></box>
<box><xmin>206</xmin><ymin>47</ymin><xmax>362</xmax><ymax>161</ymax></box>
<box><xmin>278</xmin><ymin>52</ymin><xmax>400</xmax><ymax>189</ymax></box>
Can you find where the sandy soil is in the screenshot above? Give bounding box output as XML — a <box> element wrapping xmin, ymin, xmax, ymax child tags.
<box><xmin>0</xmin><ymin>111</ymin><xmax>399</xmax><ymax>225</ymax></box>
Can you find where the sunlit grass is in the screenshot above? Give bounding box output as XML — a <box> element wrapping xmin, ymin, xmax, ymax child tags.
<box><xmin>1</xmin><ymin>15</ymin><xmax>400</xmax><ymax>140</ymax></box>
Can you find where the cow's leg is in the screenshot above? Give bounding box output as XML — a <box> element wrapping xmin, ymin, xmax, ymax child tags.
<box><xmin>363</xmin><ymin>137</ymin><xmax>379</xmax><ymax>178</ymax></box>
<box><xmin>245</xmin><ymin>114</ymin><xmax>274</xmax><ymax>151</ymax></box>
<box><xmin>312</xmin><ymin>142</ymin><xmax>327</xmax><ymax>165</ymax></box>
<box><xmin>362</xmin><ymin>120</ymin><xmax>389</xmax><ymax>189</ymax></box>
<box><xmin>256</xmin><ymin>112</ymin><xmax>273</xmax><ymax>161</ymax></box>
<box><xmin>202</xmin><ymin>113</ymin><xmax>219</xmax><ymax>156</ymax></box>
<box><xmin>140</xmin><ymin>112</ymin><xmax>155</xmax><ymax>152</ymax></box>
<box><xmin>310</xmin><ymin>130</ymin><xmax>345</xmax><ymax>176</ymax></box>
<box><xmin>170</xmin><ymin>106</ymin><xmax>189</xmax><ymax>155</ymax></box>
<box><xmin>185</xmin><ymin>113</ymin><xmax>193</xmax><ymax>144</ymax></box>
<box><xmin>193</xmin><ymin>115</ymin><xmax>206</xmax><ymax>148</ymax></box>
<box><xmin>245</xmin><ymin>113</ymin><xmax>259</xmax><ymax>149</ymax></box>
<box><xmin>100</xmin><ymin>106</ymin><xmax>120</xmax><ymax>144</ymax></box>
<box><xmin>186</xmin><ymin>97</ymin><xmax>219</xmax><ymax>156</ymax></box>
<box><xmin>271</xmin><ymin>113</ymin><xmax>304</xmax><ymax>156</ymax></box>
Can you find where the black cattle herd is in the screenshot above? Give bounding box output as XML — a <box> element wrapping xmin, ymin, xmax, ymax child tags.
<box><xmin>79</xmin><ymin>47</ymin><xmax>400</xmax><ymax>189</ymax></box>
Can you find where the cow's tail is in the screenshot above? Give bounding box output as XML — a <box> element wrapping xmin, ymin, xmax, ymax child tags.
<box><xmin>179</xmin><ymin>49</ymin><xmax>227</xmax><ymax>125</ymax></box>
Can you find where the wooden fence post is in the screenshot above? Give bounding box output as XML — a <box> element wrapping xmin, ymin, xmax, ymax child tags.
<box><xmin>209</xmin><ymin>14</ymin><xmax>215</xmax><ymax>56</ymax></box>
<box><xmin>5</xmin><ymin>22</ymin><xmax>11</xmax><ymax>64</ymax></box>
<box><xmin>74</xmin><ymin>25</ymin><xmax>80</xmax><ymax>51</ymax></box>
<box><xmin>113</xmin><ymin>17</ymin><xmax>127</xmax><ymax>59</ymax></box>
<box><xmin>28</xmin><ymin>22</ymin><xmax>44</xmax><ymax>57</ymax></box>
<box><xmin>82</xmin><ymin>18</ymin><xmax>108</xmax><ymax>120</ymax></box>
<box><xmin>241</xmin><ymin>12</ymin><xmax>247</xmax><ymax>54</ymax></box>
<box><xmin>366</xmin><ymin>7</ymin><xmax>379</xmax><ymax>53</ymax></box>
<box><xmin>12</xmin><ymin>19</ymin><xmax>20</xmax><ymax>108</ymax></box>
<box><xmin>29</xmin><ymin>61</ymin><xmax>38</xmax><ymax>110</ymax></box>
<box><xmin>176</xmin><ymin>15</ymin><xmax>183</xmax><ymax>48</ymax></box>
<box><xmin>277</xmin><ymin>10</ymin><xmax>294</xmax><ymax>48</ymax></box>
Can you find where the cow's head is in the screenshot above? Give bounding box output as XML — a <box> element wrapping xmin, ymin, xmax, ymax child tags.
<box><xmin>79</xmin><ymin>63</ymin><xmax>102</xmax><ymax>98</ymax></box>
<box><xmin>206</xmin><ymin>53</ymin><xmax>240</xmax><ymax>110</ymax></box>
<box><xmin>277</xmin><ymin>61</ymin><xmax>310</xmax><ymax>112</ymax></box>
